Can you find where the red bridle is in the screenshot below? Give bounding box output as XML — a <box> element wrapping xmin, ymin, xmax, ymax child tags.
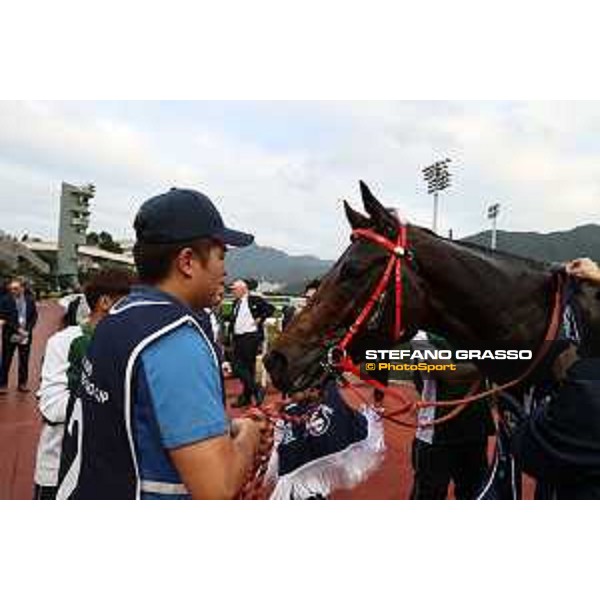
<box><xmin>327</xmin><ymin>221</ymin><xmax>411</xmax><ymax>370</ymax></box>
<box><xmin>325</xmin><ymin>220</ymin><xmax>567</xmax><ymax>430</ymax></box>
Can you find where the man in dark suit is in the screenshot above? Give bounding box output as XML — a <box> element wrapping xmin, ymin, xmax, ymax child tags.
<box><xmin>0</xmin><ymin>277</ymin><xmax>38</xmax><ymax>393</ymax></box>
<box><xmin>229</xmin><ymin>279</ymin><xmax>275</xmax><ymax>407</ymax></box>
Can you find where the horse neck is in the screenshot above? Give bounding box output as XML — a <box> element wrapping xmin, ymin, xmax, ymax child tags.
<box><xmin>412</xmin><ymin>231</ymin><xmax>553</xmax><ymax>352</ymax></box>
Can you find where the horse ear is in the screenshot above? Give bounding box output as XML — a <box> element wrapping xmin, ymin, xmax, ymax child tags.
<box><xmin>344</xmin><ymin>200</ymin><xmax>370</xmax><ymax>230</ymax></box>
<box><xmin>360</xmin><ymin>181</ymin><xmax>386</xmax><ymax>220</ymax></box>
<box><xmin>359</xmin><ymin>180</ymin><xmax>398</xmax><ymax>237</ymax></box>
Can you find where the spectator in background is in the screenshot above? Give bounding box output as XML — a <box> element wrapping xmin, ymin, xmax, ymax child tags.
<box><xmin>229</xmin><ymin>279</ymin><xmax>275</xmax><ymax>407</ymax></box>
<box><xmin>198</xmin><ymin>286</ymin><xmax>229</xmax><ymax>405</ymax></box>
<box><xmin>59</xmin><ymin>284</ymin><xmax>91</xmax><ymax>327</ymax></box>
<box><xmin>410</xmin><ymin>331</ymin><xmax>494</xmax><ymax>500</ymax></box>
<box><xmin>282</xmin><ymin>279</ymin><xmax>320</xmax><ymax>331</ymax></box>
<box><xmin>0</xmin><ymin>277</ymin><xmax>38</xmax><ymax>394</ymax></box>
<box><xmin>202</xmin><ymin>286</ymin><xmax>225</xmax><ymax>347</ymax></box>
<box><xmin>64</xmin><ymin>291</ymin><xmax>90</xmax><ymax>327</ymax></box>
<box><xmin>33</xmin><ymin>268</ymin><xmax>133</xmax><ymax>499</ymax></box>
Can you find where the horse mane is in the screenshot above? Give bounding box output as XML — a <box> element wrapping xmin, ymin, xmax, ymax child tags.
<box><xmin>452</xmin><ymin>239</ymin><xmax>553</xmax><ymax>271</ymax></box>
<box><xmin>412</xmin><ymin>224</ymin><xmax>553</xmax><ymax>272</ymax></box>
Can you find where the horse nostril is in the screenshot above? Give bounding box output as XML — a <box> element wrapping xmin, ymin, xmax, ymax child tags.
<box><xmin>264</xmin><ymin>350</ymin><xmax>288</xmax><ymax>379</ymax></box>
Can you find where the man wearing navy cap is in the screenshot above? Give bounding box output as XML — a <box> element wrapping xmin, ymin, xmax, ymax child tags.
<box><xmin>57</xmin><ymin>188</ymin><xmax>265</xmax><ymax>499</ymax></box>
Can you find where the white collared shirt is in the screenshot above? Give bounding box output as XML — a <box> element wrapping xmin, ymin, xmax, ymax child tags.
<box><xmin>412</xmin><ymin>330</ymin><xmax>436</xmax><ymax>444</ymax></box>
<box><xmin>234</xmin><ymin>295</ymin><xmax>257</xmax><ymax>335</ymax></box>
<box><xmin>203</xmin><ymin>308</ymin><xmax>220</xmax><ymax>343</ymax></box>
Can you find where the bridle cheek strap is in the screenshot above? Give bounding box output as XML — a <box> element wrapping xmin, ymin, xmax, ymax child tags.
<box><xmin>336</xmin><ymin>222</ymin><xmax>409</xmax><ymax>357</ymax></box>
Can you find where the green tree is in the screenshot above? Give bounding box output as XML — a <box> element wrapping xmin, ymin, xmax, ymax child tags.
<box><xmin>88</xmin><ymin>230</ymin><xmax>123</xmax><ymax>254</ymax></box>
<box><xmin>86</xmin><ymin>231</ymin><xmax>99</xmax><ymax>246</ymax></box>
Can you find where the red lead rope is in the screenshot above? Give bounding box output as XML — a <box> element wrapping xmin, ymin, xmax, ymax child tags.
<box><xmin>236</xmin><ymin>396</ymin><xmax>324</xmax><ymax>499</ymax></box>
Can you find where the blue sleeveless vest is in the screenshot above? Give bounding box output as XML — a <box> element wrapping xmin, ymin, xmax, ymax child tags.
<box><xmin>57</xmin><ymin>291</ymin><xmax>219</xmax><ymax>499</ymax></box>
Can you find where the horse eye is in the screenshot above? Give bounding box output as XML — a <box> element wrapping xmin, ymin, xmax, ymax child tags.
<box><xmin>340</xmin><ymin>262</ymin><xmax>363</xmax><ymax>280</ymax></box>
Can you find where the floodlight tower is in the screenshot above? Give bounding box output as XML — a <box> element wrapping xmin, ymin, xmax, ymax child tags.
<box><xmin>487</xmin><ymin>202</ymin><xmax>501</xmax><ymax>250</ymax></box>
<box><xmin>422</xmin><ymin>158</ymin><xmax>452</xmax><ymax>234</ymax></box>
<box><xmin>57</xmin><ymin>182</ymin><xmax>95</xmax><ymax>288</ymax></box>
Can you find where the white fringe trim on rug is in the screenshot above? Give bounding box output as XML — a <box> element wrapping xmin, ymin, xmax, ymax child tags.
<box><xmin>266</xmin><ymin>407</ymin><xmax>385</xmax><ymax>500</ymax></box>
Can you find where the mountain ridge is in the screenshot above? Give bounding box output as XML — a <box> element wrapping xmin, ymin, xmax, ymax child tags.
<box><xmin>226</xmin><ymin>223</ymin><xmax>600</xmax><ymax>292</ymax></box>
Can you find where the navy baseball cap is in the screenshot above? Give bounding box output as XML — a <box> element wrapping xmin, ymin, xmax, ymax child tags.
<box><xmin>134</xmin><ymin>187</ymin><xmax>254</xmax><ymax>247</ymax></box>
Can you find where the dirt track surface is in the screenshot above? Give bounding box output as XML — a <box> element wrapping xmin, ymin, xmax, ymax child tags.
<box><xmin>0</xmin><ymin>301</ymin><xmax>531</xmax><ymax>500</ymax></box>
<box><xmin>0</xmin><ymin>301</ymin><xmax>59</xmax><ymax>500</ymax></box>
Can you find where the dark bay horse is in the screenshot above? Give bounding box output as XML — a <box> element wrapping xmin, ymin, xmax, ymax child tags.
<box><xmin>265</xmin><ymin>181</ymin><xmax>600</xmax><ymax>395</ymax></box>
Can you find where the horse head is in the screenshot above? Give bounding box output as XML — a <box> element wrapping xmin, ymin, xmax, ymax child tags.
<box><xmin>266</xmin><ymin>181</ymin><xmax>600</xmax><ymax>393</ymax></box>
<box><xmin>264</xmin><ymin>181</ymin><xmax>429</xmax><ymax>393</ymax></box>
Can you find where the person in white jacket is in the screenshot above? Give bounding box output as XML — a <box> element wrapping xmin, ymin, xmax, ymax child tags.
<box><xmin>33</xmin><ymin>269</ymin><xmax>133</xmax><ymax>499</ymax></box>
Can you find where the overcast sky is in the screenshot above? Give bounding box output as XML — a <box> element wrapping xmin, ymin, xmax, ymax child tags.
<box><xmin>1</xmin><ymin>100</ymin><xmax>599</xmax><ymax>259</ymax></box>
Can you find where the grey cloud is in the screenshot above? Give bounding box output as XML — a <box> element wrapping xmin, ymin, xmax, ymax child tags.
<box><xmin>0</xmin><ymin>101</ymin><xmax>599</xmax><ymax>261</ymax></box>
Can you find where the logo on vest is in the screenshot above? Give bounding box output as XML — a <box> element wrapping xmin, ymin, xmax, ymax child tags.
<box><xmin>306</xmin><ymin>404</ymin><xmax>334</xmax><ymax>437</ymax></box>
<box><xmin>80</xmin><ymin>357</ymin><xmax>109</xmax><ymax>404</ymax></box>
